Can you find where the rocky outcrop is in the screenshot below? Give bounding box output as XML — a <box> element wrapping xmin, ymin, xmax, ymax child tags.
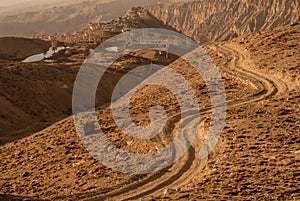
<box><xmin>148</xmin><ymin>0</ymin><xmax>300</xmax><ymax>43</ymax></box>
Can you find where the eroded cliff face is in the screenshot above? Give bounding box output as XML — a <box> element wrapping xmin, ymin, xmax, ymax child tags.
<box><xmin>148</xmin><ymin>0</ymin><xmax>300</xmax><ymax>43</ymax></box>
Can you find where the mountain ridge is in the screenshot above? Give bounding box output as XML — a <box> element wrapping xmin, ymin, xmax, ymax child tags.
<box><xmin>0</xmin><ymin>0</ymin><xmax>169</xmax><ymax>37</ymax></box>
<box><xmin>148</xmin><ymin>0</ymin><xmax>300</xmax><ymax>43</ymax></box>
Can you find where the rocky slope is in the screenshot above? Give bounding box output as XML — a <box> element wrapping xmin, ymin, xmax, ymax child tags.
<box><xmin>0</xmin><ymin>23</ymin><xmax>299</xmax><ymax>200</ymax></box>
<box><xmin>148</xmin><ymin>0</ymin><xmax>300</xmax><ymax>43</ymax></box>
<box><xmin>146</xmin><ymin>23</ymin><xmax>300</xmax><ymax>200</ymax></box>
<box><xmin>0</xmin><ymin>8</ymin><xmax>176</xmax><ymax>145</ymax></box>
<box><xmin>0</xmin><ymin>1</ymin><xmax>299</xmax><ymax>200</ymax></box>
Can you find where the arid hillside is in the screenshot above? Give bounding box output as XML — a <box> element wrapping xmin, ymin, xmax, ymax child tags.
<box><xmin>148</xmin><ymin>0</ymin><xmax>300</xmax><ymax>43</ymax></box>
<box><xmin>145</xmin><ymin>23</ymin><xmax>300</xmax><ymax>201</ymax></box>
<box><xmin>0</xmin><ymin>8</ymin><xmax>176</xmax><ymax>145</ymax></box>
<box><xmin>0</xmin><ymin>1</ymin><xmax>299</xmax><ymax>200</ymax></box>
<box><xmin>0</xmin><ymin>22</ymin><xmax>299</xmax><ymax>200</ymax></box>
<box><xmin>0</xmin><ymin>37</ymin><xmax>50</xmax><ymax>61</ymax></box>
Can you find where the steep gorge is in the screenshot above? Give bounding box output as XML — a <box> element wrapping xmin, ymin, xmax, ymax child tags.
<box><xmin>148</xmin><ymin>0</ymin><xmax>300</xmax><ymax>43</ymax></box>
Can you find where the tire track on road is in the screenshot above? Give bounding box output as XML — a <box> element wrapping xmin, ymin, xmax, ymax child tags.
<box><xmin>63</xmin><ymin>43</ymin><xmax>286</xmax><ymax>201</ymax></box>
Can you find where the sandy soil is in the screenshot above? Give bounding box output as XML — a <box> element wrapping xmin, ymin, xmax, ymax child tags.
<box><xmin>142</xmin><ymin>24</ymin><xmax>300</xmax><ymax>201</ymax></box>
<box><xmin>0</xmin><ymin>49</ymin><xmax>254</xmax><ymax>200</ymax></box>
<box><xmin>0</xmin><ymin>60</ymin><xmax>79</xmax><ymax>145</ymax></box>
<box><xmin>0</xmin><ymin>24</ymin><xmax>299</xmax><ymax>200</ymax></box>
<box><xmin>0</xmin><ymin>45</ymin><xmax>174</xmax><ymax>145</ymax></box>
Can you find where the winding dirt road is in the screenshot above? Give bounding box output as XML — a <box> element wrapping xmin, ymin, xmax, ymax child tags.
<box><xmin>59</xmin><ymin>43</ymin><xmax>289</xmax><ymax>201</ymax></box>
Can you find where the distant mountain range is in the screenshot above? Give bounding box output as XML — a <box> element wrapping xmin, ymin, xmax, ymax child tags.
<box><xmin>0</xmin><ymin>0</ymin><xmax>169</xmax><ymax>37</ymax></box>
<box><xmin>0</xmin><ymin>0</ymin><xmax>298</xmax><ymax>43</ymax></box>
<box><xmin>0</xmin><ymin>0</ymin><xmax>91</xmax><ymax>16</ymax></box>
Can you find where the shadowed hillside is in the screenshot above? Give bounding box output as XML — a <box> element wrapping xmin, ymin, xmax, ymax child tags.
<box><xmin>0</xmin><ymin>37</ymin><xmax>50</xmax><ymax>60</ymax></box>
<box><xmin>0</xmin><ymin>8</ymin><xmax>175</xmax><ymax>145</ymax></box>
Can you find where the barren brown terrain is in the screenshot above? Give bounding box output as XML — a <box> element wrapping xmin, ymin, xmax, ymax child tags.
<box><xmin>0</xmin><ymin>18</ymin><xmax>299</xmax><ymax>201</ymax></box>
<box><xmin>0</xmin><ymin>1</ymin><xmax>299</xmax><ymax>200</ymax></box>
<box><xmin>148</xmin><ymin>0</ymin><xmax>300</xmax><ymax>43</ymax></box>
<box><xmin>0</xmin><ymin>8</ymin><xmax>176</xmax><ymax>145</ymax></box>
<box><xmin>0</xmin><ymin>37</ymin><xmax>50</xmax><ymax>61</ymax></box>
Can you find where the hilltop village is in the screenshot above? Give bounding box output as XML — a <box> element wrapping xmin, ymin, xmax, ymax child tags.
<box><xmin>36</xmin><ymin>7</ymin><xmax>152</xmax><ymax>46</ymax></box>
